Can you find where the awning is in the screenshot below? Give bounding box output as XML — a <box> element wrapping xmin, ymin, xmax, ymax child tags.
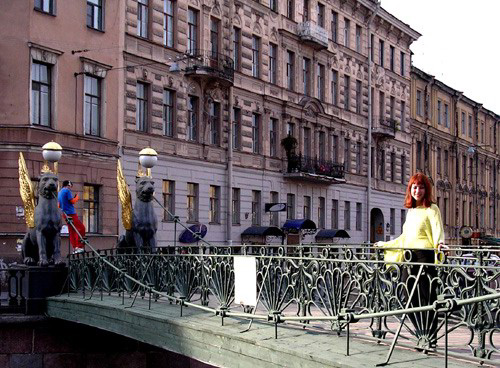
<box><xmin>241</xmin><ymin>226</ymin><xmax>285</xmax><ymax>237</ymax></box>
<box><xmin>282</xmin><ymin>219</ymin><xmax>317</xmax><ymax>231</ymax></box>
<box><xmin>315</xmin><ymin>229</ymin><xmax>350</xmax><ymax>239</ymax></box>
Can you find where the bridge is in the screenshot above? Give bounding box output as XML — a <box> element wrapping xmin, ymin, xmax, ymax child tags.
<box><xmin>4</xmin><ymin>243</ymin><xmax>498</xmax><ymax>367</ymax></box>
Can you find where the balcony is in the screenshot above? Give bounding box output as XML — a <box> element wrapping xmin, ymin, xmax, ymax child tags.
<box><xmin>182</xmin><ymin>49</ymin><xmax>234</xmax><ymax>87</ymax></box>
<box><xmin>372</xmin><ymin>118</ymin><xmax>397</xmax><ymax>139</ymax></box>
<box><xmin>297</xmin><ymin>22</ymin><xmax>328</xmax><ymax>50</ymax></box>
<box><xmin>284</xmin><ymin>153</ymin><xmax>345</xmax><ymax>184</ymax></box>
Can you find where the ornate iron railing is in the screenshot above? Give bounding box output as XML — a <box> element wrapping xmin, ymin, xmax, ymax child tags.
<box><xmin>183</xmin><ymin>49</ymin><xmax>234</xmax><ymax>84</ymax></box>
<box><xmin>66</xmin><ymin>244</ymin><xmax>500</xmax><ymax>365</ymax></box>
<box><xmin>286</xmin><ymin>153</ymin><xmax>345</xmax><ymax>179</ymax></box>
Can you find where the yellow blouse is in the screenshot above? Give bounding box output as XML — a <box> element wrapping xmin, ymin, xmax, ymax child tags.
<box><xmin>379</xmin><ymin>204</ymin><xmax>445</xmax><ymax>262</ymax></box>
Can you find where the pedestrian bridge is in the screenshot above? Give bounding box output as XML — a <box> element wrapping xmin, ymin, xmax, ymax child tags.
<box><xmin>39</xmin><ymin>244</ymin><xmax>500</xmax><ymax>367</ymax></box>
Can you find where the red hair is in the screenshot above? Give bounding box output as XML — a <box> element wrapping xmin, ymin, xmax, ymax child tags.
<box><xmin>404</xmin><ymin>173</ymin><xmax>434</xmax><ymax>208</ymax></box>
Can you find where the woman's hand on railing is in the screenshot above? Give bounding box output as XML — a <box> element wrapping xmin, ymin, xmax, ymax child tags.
<box><xmin>437</xmin><ymin>243</ymin><xmax>449</xmax><ymax>253</ymax></box>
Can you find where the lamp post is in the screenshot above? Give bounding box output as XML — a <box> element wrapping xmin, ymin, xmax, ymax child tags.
<box><xmin>42</xmin><ymin>141</ymin><xmax>63</xmax><ymax>175</ymax></box>
<box><xmin>139</xmin><ymin>147</ymin><xmax>158</xmax><ymax>177</ymax></box>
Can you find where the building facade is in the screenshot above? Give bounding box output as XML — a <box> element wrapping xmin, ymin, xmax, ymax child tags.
<box><xmin>0</xmin><ymin>0</ymin><xmax>121</xmax><ymax>259</ymax></box>
<box><xmin>118</xmin><ymin>0</ymin><xmax>420</xmax><ymax>245</ymax></box>
<box><xmin>411</xmin><ymin>67</ymin><xmax>500</xmax><ymax>242</ymax></box>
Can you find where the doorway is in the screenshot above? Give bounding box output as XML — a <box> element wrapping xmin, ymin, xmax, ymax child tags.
<box><xmin>370</xmin><ymin>208</ymin><xmax>385</xmax><ymax>243</ymax></box>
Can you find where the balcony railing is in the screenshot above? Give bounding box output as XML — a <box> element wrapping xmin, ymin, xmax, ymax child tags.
<box><xmin>297</xmin><ymin>22</ymin><xmax>329</xmax><ymax>49</ymax></box>
<box><xmin>372</xmin><ymin>117</ymin><xmax>397</xmax><ymax>138</ymax></box>
<box><xmin>183</xmin><ymin>49</ymin><xmax>234</xmax><ymax>86</ymax></box>
<box><xmin>285</xmin><ymin>153</ymin><xmax>345</xmax><ymax>182</ymax></box>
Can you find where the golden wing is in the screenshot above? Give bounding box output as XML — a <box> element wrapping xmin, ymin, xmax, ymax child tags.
<box><xmin>18</xmin><ymin>152</ymin><xmax>35</xmax><ymax>228</ymax></box>
<box><xmin>117</xmin><ymin>159</ymin><xmax>133</xmax><ymax>230</ymax></box>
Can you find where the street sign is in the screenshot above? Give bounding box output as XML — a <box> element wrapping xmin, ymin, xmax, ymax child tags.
<box><xmin>265</xmin><ymin>203</ymin><xmax>286</xmax><ymax>212</ymax></box>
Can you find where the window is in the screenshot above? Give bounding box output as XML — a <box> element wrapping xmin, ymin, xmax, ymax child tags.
<box><xmin>356</xmin><ymin>142</ymin><xmax>362</xmax><ymax>174</ymax></box>
<box><xmin>437</xmin><ymin>100</ymin><xmax>442</xmax><ymax>125</ymax></box>
<box><xmin>331</xmin><ymin>11</ymin><xmax>338</xmax><ymax>42</ymax></box>
<box><xmin>331</xmin><ymin>199</ymin><xmax>338</xmax><ymax>228</ymax></box>
<box><xmin>210</xmin><ymin>18</ymin><xmax>219</xmax><ymax>57</ymax></box>
<box><xmin>187</xmin><ymin>95</ymin><xmax>198</xmax><ymax>141</ymax></box>
<box><xmin>437</xmin><ymin>147</ymin><xmax>441</xmax><ymax>174</ymax></box>
<box><xmin>401</xmin><ymin>154</ymin><xmax>406</xmax><ymax>184</ymax></box>
<box><xmin>303</xmin><ymin>57</ymin><xmax>310</xmax><ymax>95</ymax></box>
<box><xmin>287</xmin><ymin>0</ymin><xmax>294</xmax><ymax>20</ymax></box>
<box><xmin>317</xmin><ymin>3</ymin><xmax>325</xmax><ymax>27</ymax></box>
<box><xmin>303</xmin><ymin>0</ymin><xmax>309</xmax><ymax>21</ymax></box>
<box><xmin>269</xmin><ymin>43</ymin><xmax>277</xmax><ymax>84</ymax></box>
<box><xmin>35</xmin><ymin>0</ymin><xmax>54</xmax><ymax>14</ymax></box>
<box><xmin>443</xmin><ymin>198</ymin><xmax>448</xmax><ymax>226</ymax></box>
<box><xmin>379</xmin><ymin>91</ymin><xmax>385</xmax><ymax>121</ymax></box>
<box><xmin>343</xmin><ymin>18</ymin><xmax>350</xmax><ymax>47</ymax></box>
<box><xmin>355</xmin><ymin>80</ymin><xmax>362</xmax><ymax>114</ymax></box>
<box><xmin>163</xmin><ymin>89</ymin><xmax>174</xmax><ymax>137</ymax></box>
<box><xmin>287</xmin><ymin>122</ymin><xmax>295</xmax><ymax>137</ymax></box>
<box><xmin>332</xmin><ymin>134</ymin><xmax>339</xmax><ymax>163</ymax></box>
<box><xmin>232</xmin><ymin>188</ymin><xmax>240</xmax><ymax>224</ymax></box>
<box><xmin>416</xmin><ymin>90</ymin><xmax>422</xmax><ymax>116</ymax></box>
<box><xmin>233</xmin><ymin>107</ymin><xmax>241</xmax><ymax>150</ymax></box>
<box><xmin>252</xmin><ymin>36</ymin><xmax>260</xmax><ymax>78</ymax></box>
<box><xmin>187</xmin><ymin>183</ymin><xmax>198</xmax><ymax>222</ymax></box>
<box><xmin>416</xmin><ymin>141</ymin><xmax>422</xmax><ymax>170</ymax></box>
<box><xmin>344</xmin><ymin>75</ymin><xmax>350</xmax><ymax>110</ymax></box>
<box><xmin>162</xmin><ymin>180</ymin><xmax>175</xmax><ymax>221</ymax></box>
<box><xmin>344</xmin><ymin>138</ymin><xmax>351</xmax><ymax>172</ymax></box>
<box><xmin>390</xmin><ymin>208</ymin><xmax>395</xmax><ymax>235</ymax></box>
<box><xmin>356</xmin><ymin>202</ymin><xmax>362</xmax><ymax>231</ymax></box>
<box><xmin>83</xmin><ymin>185</ymin><xmax>100</xmax><ymax>233</ymax></box>
<box><xmin>187</xmin><ymin>8</ymin><xmax>198</xmax><ymax>54</ymax></box>
<box><xmin>401</xmin><ymin>209</ymin><xmax>406</xmax><ymax>233</ymax></box>
<box><xmin>400</xmin><ymin>51</ymin><xmax>405</xmax><ymax>76</ymax></box>
<box><xmin>390</xmin><ymin>96</ymin><xmax>395</xmax><ymax>120</ymax></box>
<box><xmin>287</xmin><ymin>193</ymin><xmax>295</xmax><ymax>220</ymax></box>
<box><xmin>270</xmin><ymin>0</ymin><xmax>278</xmax><ymax>12</ymax></box>
<box><xmin>444</xmin><ymin>103</ymin><xmax>449</xmax><ymax>128</ymax></box>
<box><xmin>136</xmin><ymin>82</ymin><xmax>148</xmax><ymax>132</ymax></box>
<box><xmin>391</xmin><ymin>152</ymin><xmax>396</xmax><ymax>182</ymax></box>
<box><xmin>468</xmin><ymin>115</ymin><xmax>473</xmax><ymax>137</ymax></box>
<box><xmin>286</xmin><ymin>50</ymin><xmax>295</xmax><ymax>90</ymax></box>
<box><xmin>379</xmin><ymin>40</ymin><xmax>384</xmax><ymax>67</ymax></box>
<box><xmin>270</xmin><ymin>191</ymin><xmax>279</xmax><ymax>226</ymax></box>
<box><xmin>303</xmin><ymin>127</ymin><xmax>311</xmax><ymax>156</ymax></box>
<box><xmin>318</xmin><ymin>131</ymin><xmax>325</xmax><ymax>161</ymax></box>
<box><xmin>233</xmin><ymin>27</ymin><xmax>241</xmax><ymax>71</ymax></box>
<box><xmin>379</xmin><ymin>149</ymin><xmax>385</xmax><ymax>180</ymax></box>
<box><xmin>344</xmin><ymin>201</ymin><xmax>351</xmax><ymax>230</ymax></box>
<box><xmin>269</xmin><ymin>118</ymin><xmax>278</xmax><ymax>157</ymax></box>
<box><xmin>400</xmin><ymin>100</ymin><xmax>406</xmax><ymax>130</ymax></box>
<box><xmin>317</xmin><ymin>64</ymin><xmax>325</xmax><ymax>101</ymax></box>
<box><xmin>84</xmin><ymin>75</ymin><xmax>101</xmax><ymax>136</ymax></box>
<box><xmin>303</xmin><ymin>196</ymin><xmax>311</xmax><ymax>219</ymax></box>
<box><xmin>318</xmin><ymin>197</ymin><xmax>325</xmax><ymax>229</ymax></box>
<box><xmin>462</xmin><ymin>154</ymin><xmax>467</xmax><ymax>181</ymax></box>
<box><xmin>390</xmin><ymin>46</ymin><xmax>395</xmax><ymax>72</ymax></box>
<box><xmin>137</xmin><ymin>0</ymin><xmax>149</xmax><ymax>38</ymax></box>
<box><xmin>163</xmin><ymin>0</ymin><xmax>174</xmax><ymax>47</ymax></box>
<box><xmin>371</xmin><ymin>147</ymin><xmax>375</xmax><ymax>177</ymax></box>
<box><xmin>209</xmin><ymin>185</ymin><xmax>220</xmax><ymax>223</ymax></box>
<box><xmin>209</xmin><ymin>101</ymin><xmax>220</xmax><ymax>145</ymax></box>
<box><xmin>331</xmin><ymin>70</ymin><xmax>338</xmax><ymax>106</ymax></box>
<box><xmin>370</xmin><ymin>34</ymin><xmax>374</xmax><ymax>61</ymax></box>
<box><xmin>87</xmin><ymin>0</ymin><xmax>103</xmax><ymax>30</ymax></box>
<box><xmin>462</xmin><ymin>200</ymin><xmax>466</xmax><ymax>226</ymax></box>
<box><xmin>252</xmin><ymin>113</ymin><xmax>260</xmax><ymax>154</ymax></box>
<box><xmin>31</xmin><ymin>62</ymin><xmax>51</xmax><ymax>127</ymax></box>
<box><xmin>252</xmin><ymin>190</ymin><xmax>261</xmax><ymax>225</ymax></box>
<box><xmin>443</xmin><ymin>149</ymin><xmax>449</xmax><ymax>177</ymax></box>
<box><xmin>355</xmin><ymin>25</ymin><xmax>362</xmax><ymax>53</ymax></box>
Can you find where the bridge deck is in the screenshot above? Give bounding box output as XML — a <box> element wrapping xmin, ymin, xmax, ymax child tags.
<box><xmin>47</xmin><ymin>294</ymin><xmax>481</xmax><ymax>368</ymax></box>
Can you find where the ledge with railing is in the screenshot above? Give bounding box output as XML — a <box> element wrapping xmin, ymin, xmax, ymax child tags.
<box><xmin>284</xmin><ymin>153</ymin><xmax>345</xmax><ymax>182</ymax></box>
<box><xmin>183</xmin><ymin>49</ymin><xmax>234</xmax><ymax>85</ymax></box>
<box><xmin>372</xmin><ymin>117</ymin><xmax>398</xmax><ymax>138</ymax></box>
<box><xmin>296</xmin><ymin>21</ymin><xmax>329</xmax><ymax>49</ymax></box>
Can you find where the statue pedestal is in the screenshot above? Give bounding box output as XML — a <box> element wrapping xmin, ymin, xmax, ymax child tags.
<box><xmin>7</xmin><ymin>265</ymin><xmax>68</xmax><ymax>315</ymax></box>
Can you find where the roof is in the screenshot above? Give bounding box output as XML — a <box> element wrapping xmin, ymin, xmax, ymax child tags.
<box><xmin>315</xmin><ymin>229</ymin><xmax>350</xmax><ymax>239</ymax></box>
<box><xmin>241</xmin><ymin>226</ymin><xmax>285</xmax><ymax>237</ymax></box>
<box><xmin>282</xmin><ymin>219</ymin><xmax>317</xmax><ymax>231</ymax></box>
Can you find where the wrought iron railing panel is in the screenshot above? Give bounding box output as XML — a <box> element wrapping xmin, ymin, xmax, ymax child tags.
<box><xmin>286</xmin><ymin>153</ymin><xmax>345</xmax><ymax>179</ymax></box>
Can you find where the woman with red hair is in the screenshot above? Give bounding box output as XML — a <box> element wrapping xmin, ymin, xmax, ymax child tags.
<box><xmin>376</xmin><ymin>172</ymin><xmax>445</xmax><ymax>348</ymax></box>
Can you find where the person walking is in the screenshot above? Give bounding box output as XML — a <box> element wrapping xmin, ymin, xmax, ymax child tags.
<box><xmin>376</xmin><ymin>172</ymin><xmax>446</xmax><ymax>348</ymax></box>
<box><xmin>58</xmin><ymin>180</ymin><xmax>86</xmax><ymax>254</ymax></box>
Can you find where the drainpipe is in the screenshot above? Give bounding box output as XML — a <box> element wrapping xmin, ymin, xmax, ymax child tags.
<box><xmin>366</xmin><ymin>1</ymin><xmax>380</xmax><ymax>242</ymax></box>
<box><xmin>226</xmin><ymin>2</ymin><xmax>234</xmax><ymax>246</ymax></box>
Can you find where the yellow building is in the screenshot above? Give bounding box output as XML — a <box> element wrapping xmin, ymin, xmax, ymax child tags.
<box><xmin>411</xmin><ymin>67</ymin><xmax>500</xmax><ymax>242</ymax></box>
